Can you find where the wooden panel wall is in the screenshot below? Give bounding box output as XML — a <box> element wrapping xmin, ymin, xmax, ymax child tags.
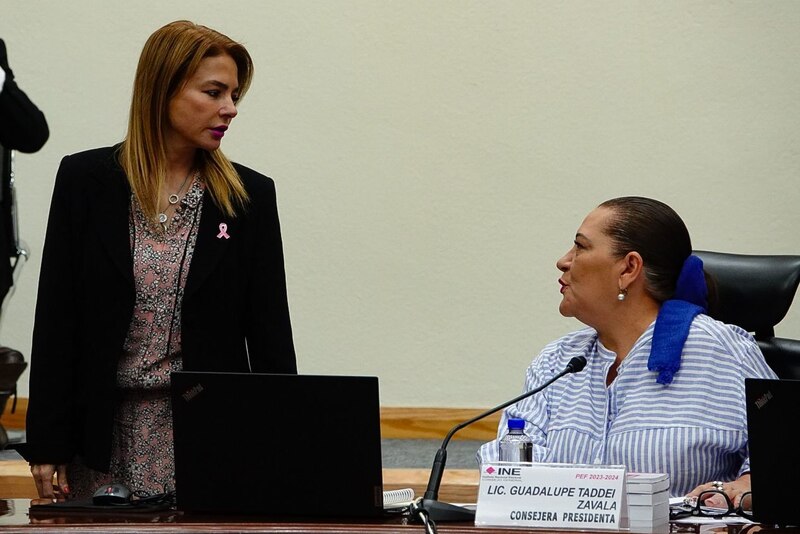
<box><xmin>0</xmin><ymin>398</ymin><xmax>25</xmax><ymax>430</ymax></box>
<box><xmin>380</xmin><ymin>407</ymin><xmax>499</xmax><ymax>440</ymax></box>
<box><xmin>3</xmin><ymin>399</ymin><xmax>499</xmax><ymax>439</ymax></box>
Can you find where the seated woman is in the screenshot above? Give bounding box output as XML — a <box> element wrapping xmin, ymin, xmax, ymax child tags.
<box><xmin>478</xmin><ymin>196</ymin><xmax>774</xmax><ymax>507</ymax></box>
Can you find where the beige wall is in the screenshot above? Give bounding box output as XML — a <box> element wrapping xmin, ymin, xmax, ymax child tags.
<box><xmin>2</xmin><ymin>1</ymin><xmax>799</xmax><ymax>407</ymax></box>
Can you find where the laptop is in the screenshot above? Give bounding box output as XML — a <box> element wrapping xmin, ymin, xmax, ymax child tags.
<box><xmin>170</xmin><ymin>371</ymin><xmax>385</xmax><ymax>517</ymax></box>
<box><xmin>745</xmin><ymin>377</ymin><xmax>800</xmax><ymax>526</ymax></box>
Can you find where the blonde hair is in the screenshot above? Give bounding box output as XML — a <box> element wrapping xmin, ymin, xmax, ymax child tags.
<box><xmin>119</xmin><ymin>20</ymin><xmax>254</xmax><ymax>222</ymax></box>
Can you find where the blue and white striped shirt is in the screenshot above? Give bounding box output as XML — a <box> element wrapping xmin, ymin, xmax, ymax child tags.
<box><xmin>477</xmin><ymin>314</ymin><xmax>777</xmax><ymax>497</ymax></box>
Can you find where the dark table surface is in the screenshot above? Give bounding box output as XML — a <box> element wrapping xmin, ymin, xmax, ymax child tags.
<box><xmin>0</xmin><ymin>498</ymin><xmax>796</xmax><ymax>534</ymax></box>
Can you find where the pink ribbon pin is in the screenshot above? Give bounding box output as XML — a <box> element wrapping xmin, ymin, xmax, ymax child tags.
<box><xmin>217</xmin><ymin>223</ymin><xmax>230</xmax><ymax>239</ymax></box>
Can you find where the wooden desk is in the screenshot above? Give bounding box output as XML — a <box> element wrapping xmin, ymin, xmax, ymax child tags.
<box><xmin>0</xmin><ymin>460</ymin><xmax>34</xmax><ymax>500</ymax></box>
<box><xmin>383</xmin><ymin>468</ymin><xmax>479</xmax><ymax>504</ymax></box>
<box><xmin>0</xmin><ymin>461</ymin><xmax>480</xmax><ymax>503</ymax></box>
<box><xmin>1</xmin><ymin>463</ymin><xmax>795</xmax><ymax>533</ymax></box>
<box><xmin>0</xmin><ymin>498</ymin><xmax>792</xmax><ymax>533</ymax></box>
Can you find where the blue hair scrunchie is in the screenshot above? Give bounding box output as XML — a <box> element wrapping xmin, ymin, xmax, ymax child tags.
<box><xmin>648</xmin><ymin>254</ymin><xmax>708</xmax><ymax>385</ymax></box>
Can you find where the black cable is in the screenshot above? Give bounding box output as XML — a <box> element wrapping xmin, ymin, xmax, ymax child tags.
<box><xmin>134</xmin><ymin>490</ymin><xmax>176</xmax><ymax>506</ymax></box>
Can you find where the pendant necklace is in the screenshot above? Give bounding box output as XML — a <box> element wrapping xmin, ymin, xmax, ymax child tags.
<box><xmin>158</xmin><ymin>169</ymin><xmax>194</xmax><ymax>231</ymax></box>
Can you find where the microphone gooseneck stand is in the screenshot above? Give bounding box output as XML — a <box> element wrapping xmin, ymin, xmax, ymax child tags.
<box><xmin>410</xmin><ymin>355</ymin><xmax>588</xmax><ymax>533</ymax></box>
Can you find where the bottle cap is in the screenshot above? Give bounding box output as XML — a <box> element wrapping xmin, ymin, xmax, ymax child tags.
<box><xmin>507</xmin><ymin>418</ymin><xmax>525</xmax><ymax>430</ymax></box>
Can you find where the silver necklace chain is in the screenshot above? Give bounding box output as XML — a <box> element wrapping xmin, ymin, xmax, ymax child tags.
<box><xmin>158</xmin><ymin>169</ymin><xmax>195</xmax><ymax>229</ymax></box>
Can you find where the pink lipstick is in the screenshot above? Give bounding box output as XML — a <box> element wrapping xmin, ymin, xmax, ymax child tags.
<box><xmin>210</xmin><ymin>126</ymin><xmax>228</xmax><ymax>140</ymax></box>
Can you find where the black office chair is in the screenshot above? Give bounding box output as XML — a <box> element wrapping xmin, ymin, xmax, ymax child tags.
<box><xmin>693</xmin><ymin>250</ymin><xmax>800</xmax><ymax>379</ymax></box>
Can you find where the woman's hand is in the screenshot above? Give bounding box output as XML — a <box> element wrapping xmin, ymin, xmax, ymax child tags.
<box><xmin>30</xmin><ymin>463</ymin><xmax>69</xmax><ymax>503</ymax></box>
<box><xmin>685</xmin><ymin>473</ymin><xmax>751</xmax><ymax>509</ymax></box>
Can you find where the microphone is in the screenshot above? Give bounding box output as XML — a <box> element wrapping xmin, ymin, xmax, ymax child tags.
<box><xmin>410</xmin><ymin>355</ymin><xmax>588</xmax><ymax>523</ymax></box>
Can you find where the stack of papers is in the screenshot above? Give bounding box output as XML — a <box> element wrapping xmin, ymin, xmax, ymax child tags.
<box><xmin>623</xmin><ymin>473</ymin><xmax>670</xmax><ymax>531</ymax></box>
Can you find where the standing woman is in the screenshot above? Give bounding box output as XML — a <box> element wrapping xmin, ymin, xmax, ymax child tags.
<box><xmin>22</xmin><ymin>20</ymin><xmax>296</xmax><ymax>500</ymax></box>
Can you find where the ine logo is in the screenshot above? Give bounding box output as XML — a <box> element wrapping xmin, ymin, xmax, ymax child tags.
<box><xmin>754</xmin><ymin>390</ymin><xmax>773</xmax><ymax>409</ymax></box>
<box><xmin>485</xmin><ymin>466</ymin><xmax>523</xmax><ymax>475</ymax></box>
<box><xmin>493</xmin><ymin>467</ymin><xmax>521</xmax><ymax>476</ymax></box>
<box><xmin>181</xmin><ymin>383</ymin><xmax>204</xmax><ymax>402</ymax></box>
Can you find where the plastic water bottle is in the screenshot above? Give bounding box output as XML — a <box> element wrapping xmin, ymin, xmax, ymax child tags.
<box><xmin>498</xmin><ymin>418</ymin><xmax>533</xmax><ymax>463</ymax></box>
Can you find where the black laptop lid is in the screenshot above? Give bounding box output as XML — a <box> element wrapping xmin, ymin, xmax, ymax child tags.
<box><xmin>745</xmin><ymin>378</ymin><xmax>800</xmax><ymax>526</ymax></box>
<box><xmin>170</xmin><ymin>371</ymin><xmax>384</xmax><ymax>517</ymax></box>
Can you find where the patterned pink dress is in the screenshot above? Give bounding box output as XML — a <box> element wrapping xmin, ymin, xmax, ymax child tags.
<box><xmin>68</xmin><ymin>177</ymin><xmax>204</xmax><ymax>498</ymax></box>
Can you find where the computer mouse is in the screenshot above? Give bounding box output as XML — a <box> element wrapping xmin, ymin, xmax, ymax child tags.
<box><xmin>92</xmin><ymin>483</ymin><xmax>132</xmax><ymax>505</ymax></box>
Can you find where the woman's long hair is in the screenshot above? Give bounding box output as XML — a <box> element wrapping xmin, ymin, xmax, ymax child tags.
<box><xmin>119</xmin><ymin>20</ymin><xmax>254</xmax><ymax>223</ymax></box>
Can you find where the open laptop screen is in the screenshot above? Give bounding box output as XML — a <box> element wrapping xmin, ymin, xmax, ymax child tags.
<box><xmin>745</xmin><ymin>377</ymin><xmax>800</xmax><ymax>526</ymax></box>
<box><xmin>171</xmin><ymin>371</ymin><xmax>384</xmax><ymax>517</ymax></box>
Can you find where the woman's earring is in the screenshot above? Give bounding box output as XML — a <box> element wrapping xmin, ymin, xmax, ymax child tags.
<box><xmin>617</xmin><ymin>288</ymin><xmax>627</xmax><ymax>301</ymax></box>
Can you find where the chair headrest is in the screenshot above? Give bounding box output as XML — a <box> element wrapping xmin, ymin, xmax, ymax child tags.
<box><xmin>759</xmin><ymin>338</ymin><xmax>800</xmax><ymax>379</ymax></box>
<box><xmin>693</xmin><ymin>250</ymin><xmax>800</xmax><ymax>339</ymax></box>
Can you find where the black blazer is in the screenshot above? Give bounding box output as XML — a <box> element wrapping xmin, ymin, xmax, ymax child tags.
<box><xmin>0</xmin><ymin>39</ymin><xmax>49</xmax><ymax>154</ymax></box>
<box><xmin>0</xmin><ymin>38</ymin><xmax>49</xmax><ymax>304</ymax></box>
<box><xmin>23</xmin><ymin>146</ymin><xmax>297</xmax><ymax>470</ymax></box>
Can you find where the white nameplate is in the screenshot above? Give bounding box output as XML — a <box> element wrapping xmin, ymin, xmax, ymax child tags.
<box><xmin>475</xmin><ymin>462</ymin><xmax>626</xmax><ymax>530</ymax></box>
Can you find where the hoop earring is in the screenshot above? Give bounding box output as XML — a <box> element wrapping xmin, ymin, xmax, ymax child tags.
<box><xmin>617</xmin><ymin>288</ymin><xmax>627</xmax><ymax>301</ymax></box>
